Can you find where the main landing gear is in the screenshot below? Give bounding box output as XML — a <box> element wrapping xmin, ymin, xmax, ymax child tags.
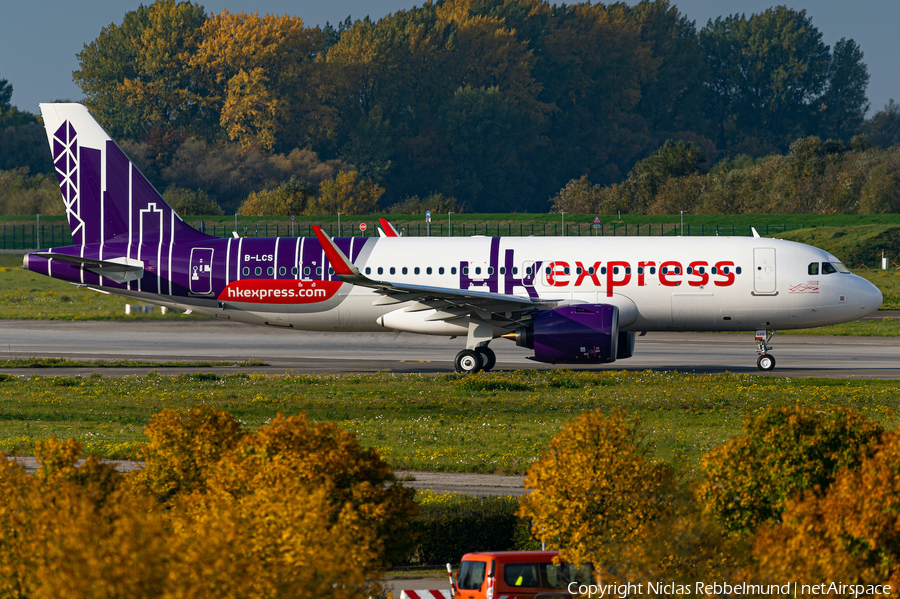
<box><xmin>455</xmin><ymin>346</ymin><xmax>496</xmax><ymax>373</ymax></box>
<box><xmin>756</xmin><ymin>330</ymin><xmax>776</xmax><ymax>371</ymax></box>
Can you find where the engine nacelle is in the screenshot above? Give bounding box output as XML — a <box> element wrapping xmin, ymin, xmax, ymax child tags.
<box><xmin>519</xmin><ymin>304</ymin><xmax>620</xmax><ymax>364</ymax></box>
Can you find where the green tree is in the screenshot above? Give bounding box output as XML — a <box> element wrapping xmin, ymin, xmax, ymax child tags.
<box><xmin>819</xmin><ymin>38</ymin><xmax>870</xmax><ymax>141</ymax></box>
<box><xmin>699</xmin><ymin>405</ymin><xmax>884</xmax><ymax>537</ymax></box>
<box><xmin>162</xmin><ymin>186</ymin><xmax>224</xmax><ymax>215</ymax></box>
<box><xmin>866</xmin><ymin>99</ymin><xmax>900</xmax><ymax>149</ymax></box>
<box><xmin>701</xmin><ymin>7</ymin><xmax>828</xmax><ymax>153</ymax></box>
<box><xmin>74</xmin><ymin>1</ymin><xmax>209</xmax><ymax>140</ymax></box>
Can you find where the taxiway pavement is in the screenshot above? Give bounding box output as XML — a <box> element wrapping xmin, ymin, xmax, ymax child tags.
<box><xmin>0</xmin><ymin>319</ymin><xmax>898</xmax><ymax>379</ymax></box>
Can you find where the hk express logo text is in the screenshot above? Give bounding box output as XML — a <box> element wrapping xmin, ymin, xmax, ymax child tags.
<box><xmin>218</xmin><ymin>280</ymin><xmax>342</xmax><ymax>304</ymax></box>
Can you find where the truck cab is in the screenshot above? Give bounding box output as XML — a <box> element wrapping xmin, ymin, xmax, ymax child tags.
<box><xmin>452</xmin><ymin>551</ymin><xmax>591</xmax><ymax>599</ymax></box>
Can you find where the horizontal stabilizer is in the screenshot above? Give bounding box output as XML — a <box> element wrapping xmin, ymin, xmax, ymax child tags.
<box><xmin>34</xmin><ymin>252</ymin><xmax>145</xmax><ymax>284</ymax></box>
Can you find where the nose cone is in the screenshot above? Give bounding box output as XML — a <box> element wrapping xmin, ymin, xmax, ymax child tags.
<box><xmin>857</xmin><ymin>277</ymin><xmax>883</xmax><ymax>316</ymax></box>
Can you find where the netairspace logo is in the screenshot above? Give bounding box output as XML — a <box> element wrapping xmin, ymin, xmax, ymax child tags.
<box><xmin>567</xmin><ymin>581</ymin><xmax>893</xmax><ymax>598</ymax></box>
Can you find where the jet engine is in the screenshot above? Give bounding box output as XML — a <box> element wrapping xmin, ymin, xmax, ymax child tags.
<box><xmin>511</xmin><ymin>304</ymin><xmax>625</xmax><ymax>364</ymax></box>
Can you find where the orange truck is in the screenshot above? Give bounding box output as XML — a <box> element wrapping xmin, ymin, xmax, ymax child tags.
<box><xmin>448</xmin><ymin>551</ymin><xmax>591</xmax><ymax>599</ymax></box>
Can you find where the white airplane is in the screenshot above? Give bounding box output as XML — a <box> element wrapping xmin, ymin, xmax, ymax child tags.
<box><xmin>24</xmin><ymin>104</ymin><xmax>883</xmax><ymax>372</ymax></box>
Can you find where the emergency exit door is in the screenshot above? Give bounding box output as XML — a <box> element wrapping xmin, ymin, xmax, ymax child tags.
<box><xmin>190</xmin><ymin>248</ymin><xmax>214</xmax><ymax>294</ymax></box>
<box><xmin>753</xmin><ymin>248</ymin><xmax>776</xmax><ymax>294</ymax></box>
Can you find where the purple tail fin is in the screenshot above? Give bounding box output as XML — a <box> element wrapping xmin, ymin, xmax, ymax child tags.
<box><xmin>40</xmin><ymin>103</ymin><xmax>209</xmax><ymax>248</ymax></box>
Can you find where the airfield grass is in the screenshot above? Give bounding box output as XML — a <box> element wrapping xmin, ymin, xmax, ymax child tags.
<box><xmin>1</xmin><ymin>369</ymin><xmax>898</xmax><ymax>475</ymax></box>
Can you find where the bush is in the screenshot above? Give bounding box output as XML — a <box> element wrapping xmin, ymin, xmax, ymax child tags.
<box><xmin>386</xmin><ymin>193</ymin><xmax>460</xmax><ymax>215</ymax></box>
<box><xmin>409</xmin><ymin>491</ymin><xmax>536</xmax><ymax>565</ymax></box>
<box><xmin>238</xmin><ymin>176</ymin><xmax>317</xmax><ymax>216</ymax></box>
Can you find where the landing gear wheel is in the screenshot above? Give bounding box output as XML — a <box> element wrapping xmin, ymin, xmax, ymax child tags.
<box><xmin>475</xmin><ymin>347</ymin><xmax>496</xmax><ymax>372</ymax></box>
<box><xmin>455</xmin><ymin>349</ymin><xmax>482</xmax><ymax>373</ymax></box>
<box><xmin>757</xmin><ymin>354</ymin><xmax>776</xmax><ymax>371</ymax></box>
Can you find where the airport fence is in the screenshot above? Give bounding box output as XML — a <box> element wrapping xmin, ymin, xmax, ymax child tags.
<box><xmin>0</xmin><ymin>221</ymin><xmax>835</xmax><ymax>250</ymax></box>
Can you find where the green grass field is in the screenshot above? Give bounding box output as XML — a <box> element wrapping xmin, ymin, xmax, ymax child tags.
<box><xmin>1</xmin><ymin>370</ymin><xmax>898</xmax><ymax>474</ymax></box>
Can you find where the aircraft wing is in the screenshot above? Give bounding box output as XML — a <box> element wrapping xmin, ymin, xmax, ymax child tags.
<box><xmin>312</xmin><ymin>226</ymin><xmax>555</xmax><ymax>323</ymax></box>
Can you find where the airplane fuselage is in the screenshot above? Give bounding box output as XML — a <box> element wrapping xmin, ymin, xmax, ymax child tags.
<box><xmin>24</xmin><ymin>234</ymin><xmax>880</xmax><ymax>336</ymax></box>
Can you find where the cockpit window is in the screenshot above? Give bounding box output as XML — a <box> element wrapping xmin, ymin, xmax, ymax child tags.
<box><xmin>808</xmin><ymin>262</ymin><xmax>819</xmax><ymax>275</ymax></box>
<box><xmin>821</xmin><ymin>262</ymin><xmax>837</xmax><ymax>275</ymax></box>
<box><xmin>832</xmin><ymin>262</ymin><xmax>851</xmax><ymax>274</ymax></box>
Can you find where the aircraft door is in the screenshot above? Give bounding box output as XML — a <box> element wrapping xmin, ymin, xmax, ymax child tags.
<box><xmin>753</xmin><ymin>248</ymin><xmax>777</xmax><ymax>294</ymax></box>
<box><xmin>190</xmin><ymin>248</ymin><xmax>214</xmax><ymax>295</ymax></box>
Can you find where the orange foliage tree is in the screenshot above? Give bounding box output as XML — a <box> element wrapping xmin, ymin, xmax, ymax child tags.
<box><xmin>752</xmin><ymin>431</ymin><xmax>900</xmax><ymax>589</ymax></box>
<box><xmin>518</xmin><ymin>410</ymin><xmax>675</xmax><ymax>576</ymax></box>
<box><xmin>699</xmin><ymin>405</ymin><xmax>884</xmax><ymax>536</ymax></box>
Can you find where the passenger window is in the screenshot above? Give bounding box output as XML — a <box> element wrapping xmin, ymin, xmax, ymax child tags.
<box><xmin>427</xmin><ymin>267</ymin><xmax>432</xmax><ymax>275</ymax></box>
<box><xmin>675</xmin><ymin>267</ymin><xmax>681</xmax><ymax>275</ymax></box>
<box><xmin>451</xmin><ymin>267</ymin><xmax>457</xmax><ymax>275</ymax></box>
<box><xmin>736</xmin><ymin>266</ymin><xmax>742</xmax><ymax>274</ymax></box>
<box><xmin>304</xmin><ymin>267</ymin><xmax>310</xmax><ymax>276</ymax></box>
<box><xmin>499</xmin><ymin>267</ymin><xmax>506</xmax><ymax>275</ymax></box>
<box><xmin>414</xmin><ymin>267</ymin><xmax>420</xmax><ymax>275</ymax></box>
<box><xmin>686</xmin><ymin>267</ymin><xmax>693</xmax><ymax>274</ymax></box>
<box><xmin>439</xmin><ymin>267</ymin><xmax>445</xmax><ymax>275</ymax></box>
<box><xmin>525</xmin><ymin>267</ymin><xmax>531</xmax><ymax>275</ymax></box>
<box><xmin>316</xmin><ymin>267</ymin><xmax>322</xmax><ymax>275</ymax></box>
<box><xmin>822</xmin><ymin>262</ymin><xmax>837</xmax><ymax>274</ymax></box>
<box><xmin>255</xmin><ymin>267</ymin><xmax>262</xmax><ymax>276</ymax></box>
<box><xmin>464</xmin><ymin>267</ymin><xmax>470</xmax><ymax>275</ymax></box>
<box><xmin>390</xmin><ymin>267</ymin><xmax>396</xmax><ymax>275</ymax></box>
<box><xmin>576</xmin><ymin>267</ymin><xmax>583</xmax><ymax>275</ymax></box>
<box><xmin>601</xmin><ymin>267</ymin><xmax>607</xmax><ymax>275</ymax></box>
<box><xmin>711</xmin><ymin>267</ymin><xmax>717</xmax><ymax>274</ymax></box>
<box><xmin>328</xmin><ymin>267</ymin><xmax>334</xmax><ymax>275</ymax></box>
<box><xmin>637</xmin><ymin>267</ymin><xmax>643</xmax><ymax>275</ymax></box>
<box><xmin>267</xmin><ymin>267</ymin><xmax>274</xmax><ymax>276</ymax></box>
<box><xmin>589</xmin><ymin>267</ymin><xmax>595</xmax><ymax>275</ymax></box>
<box><xmin>278</xmin><ymin>266</ymin><xmax>286</xmax><ymax>276</ymax></box>
<box><xmin>722</xmin><ymin>266</ymin><xmax>729</xmax><ymax>274</ymax></box>
<box><xmin>457</xmin><ymin>561</ymin><xmax>486</xmax><ymax>591</ymax></box>
<box><xmin>365</xmin><ymin>267</ymin><xmax>371</xmax><ymax>275</ymax></box>
<box><xmin>545</xmin><ymin>267</ymin><xmax>551</xmax><ymax>275</ymax></box>
<box><xmin>242</xmin><ymin>267</ymin><xmax>250</xmax><ymax>276</ymax></box>
<box><xmin>505</xmin><ymin>563</ymin><xmax>540</xmax><ymax>588</ymax></box>
<box><xmin>475</xmin><ymin>267</ymin><xmax>481</xmax><ymax>275</ymax></box>
<box><xmin>808</xmin><ymin>262</ymin><xmax>819</xmax><ymax>275</ymax></box>
<box><xmin>613</xmin><ymin>266</ymin><xmax>619</xmax><ymax>275</ymax></box>
<box><xmin>625</xmin><ymin>267</ymin><xmax>631</xmax><ymax>275</ymax></box>
<box><xmin>698</xmin><ymin>266</ymin><xmax>705</xmax><ymax>274</ymax></box>
<box><xmin>378</xmin><ymin>267</ymin><xmax>384</xmax><ymax>275</ymax></box>
<box><xmin>402</xmin><ymin>267</ymin><xmax>408</xmax><ymax>275</ymax></box>
<box><xmin>661</xmin><ymin>267</ymin><xmax>668</xmax><ymax>275</ymax></box>
<box><xmin>291</xmin><ymin>267</ymin><xmax>297</xmax><ymax>276</ymax></box>
<box><xmin>650</xmin><ymin>267</ymin><xmax>656</xmax><ymax>275</ymax></box>
<box><xmin>563</xmin><ymin>267</ymin><xmax>570</xmax><ymax>275</ymax></box>
<box><xmin>513</xmin><ymin>267</ymin><xmax>519</xmax><ymax>275</ymax></box>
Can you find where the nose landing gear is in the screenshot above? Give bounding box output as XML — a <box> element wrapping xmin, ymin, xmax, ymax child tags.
<box><xmin>756</xmin><ymin>330</ymin><xmax>776</xmax><ymax>371</ymax></box>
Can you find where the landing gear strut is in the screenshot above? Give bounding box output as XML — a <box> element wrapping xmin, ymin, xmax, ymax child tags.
<box><xmin>755</xmin><ymin>330</ymin><xmax>776</xmax><ymax>371</ymax></box>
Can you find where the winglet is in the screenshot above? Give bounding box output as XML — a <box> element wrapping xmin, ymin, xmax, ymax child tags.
<box><xmin>379</xmin><ymin>218</ymin><xmax>402</xmax><ymax>237</ymax></box>
<box><xmin>311</xmin><ymin>225</ymin><xmax>360</xmax><ymax>277</ymax></box>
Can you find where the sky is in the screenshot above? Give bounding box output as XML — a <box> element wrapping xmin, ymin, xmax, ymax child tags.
<box><xmin>1</xmin><ymin>0</ymin><xmax>897</xmax><ymax>116</ymax></box>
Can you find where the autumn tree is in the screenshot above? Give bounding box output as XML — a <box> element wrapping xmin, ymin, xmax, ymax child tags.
<box><xmin>239</xmin><ymin>176</ymin><xmax>318</xmax><ymax>216</ymax></box>
<box><xmin>163</xmin><ymin>186</ymin><xmax>223</xmax><ymax>215</ymax></box>
<box><xmin>752</xmin><ymin>431</ymin><xmax>900</xmax><ymax>588</ymax></box>
<box><xmin>518</xmin><ymin>410</ymin><xmax>675</xmax><ymax>576</ymax></box>
<box><xmin>306</xmin><ymin>170</ymin><xmax>384</xmax><ymax>215</ymax></box>
<box><xmin>699</xmin><ymin>405</ymin><xmax>884</xmax><ymax>537</ymax></box>
<box><xmin>189</xmin><ymin>11</ymin><xmax>327</xmax><ymax>152</ymax></box>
